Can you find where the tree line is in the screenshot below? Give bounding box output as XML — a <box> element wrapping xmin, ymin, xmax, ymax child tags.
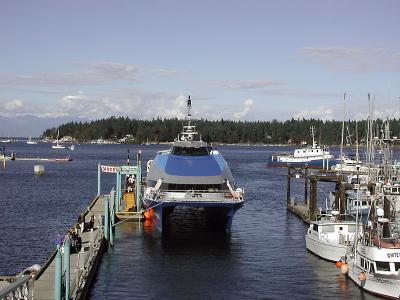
<box><xmin>41</xmin><ymin>117</ymin><xmax>400</xmax><ymax>145</ymax></box>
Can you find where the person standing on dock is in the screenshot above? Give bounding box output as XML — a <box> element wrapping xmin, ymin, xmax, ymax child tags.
<box><xmin>78</xmin><ymin>213</ymin><xmax>85</xmax><ymax>234</ymax></box>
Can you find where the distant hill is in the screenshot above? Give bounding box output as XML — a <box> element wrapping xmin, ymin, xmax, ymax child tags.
<box><xmin>0</xmin><ymin>115</ymin><xmax>88</xmax><ymax>138</ymax></box>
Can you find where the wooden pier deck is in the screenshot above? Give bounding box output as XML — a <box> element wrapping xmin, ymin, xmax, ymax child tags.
<box><xmin>287</xmin><ymin>202</ymin><xmax>309</xmax><ymax>222</ymax></box>
<box><xmin>32</xmin><ymin>195</ymin><xmax>106</xmax><ymax>300</ymax></box>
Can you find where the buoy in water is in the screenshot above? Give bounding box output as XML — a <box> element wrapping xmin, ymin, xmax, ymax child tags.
<box><xmin>336</xmin><ymin>261</ymin><xmax>342</xmax><ymax>268</ymax></box>
<box><xmin>358</xmin><ymin>271</ymin><xmax>366</xmax><ymax>282</ymax></box>
<box><xmin>340</xmin><ymin>263</ymin><xmax>349</xmax><ymax>274</ymax></box>
<box><xmin>34</xmin><ymin>165</ymin><xmax>44</xmax><ymax>175</ymax></box>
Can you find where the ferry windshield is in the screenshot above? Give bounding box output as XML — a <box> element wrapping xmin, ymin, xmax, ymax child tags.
<box><xmin>172</xmin><ymin>146</ymin><xmax>211</xmax><ymax>156</ymax></box>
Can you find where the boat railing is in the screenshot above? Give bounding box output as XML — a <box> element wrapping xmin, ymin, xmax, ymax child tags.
<box><xmin>158</xmin><ymin>189</ymin><xmax>244</xmax><ymax>201</ymax></box>
<box><xmin>162</xmin><ymin>189</ymin><xmax>232</xmax><ymax>194</ymax></box>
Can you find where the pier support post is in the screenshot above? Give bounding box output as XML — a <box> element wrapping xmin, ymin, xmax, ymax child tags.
<box><xmin>309</xmin><ymin>177</ymin><xmax>317</xmax><ymax>221</ymax></box>
<box><xmin>136</xmin><ymin>161</ymin><xmax>142</xmax><ymax>211</ymax></box>
<box><xmin>104</xmin><ymin>197</ymin><xmax>109</xmax><ymax>242</ymax></box>
<box><xmin>339</xmin><ymin>180</ymin><xmax>346</xmax><ymax>218</ymax></box>
<box><xmin>63</xmin><ymin>237</ymin><xmax>70</xmax><ymax>299</ymax></box>
<box><xmin>110</xmin><ymin>187</ymin><xmax>116</xmax><ymax>223</ymax></box>
<box><xmin>384</xmin><ymin>196</ymin><xmax>391</xmax><ymax>237</ymax></box>
<box><xmin>304</xmin><ymin>167</ymin><xmax>308</xmax><ymax>204</ymax></box>
<box><xmin>118</xmin><ymin>171</ymin><xmax>123</xmax><ymax>209</ymax></box>
<box><xmin>287</xmin><ymin>166</ymin><xmax>291</xmax><ymax>206</ymax></box>
<box><xmin>109</xmin><ymin>219</ymin><xmax>114</xmax><ymax>248</ymax></box>
<box><xmin>97</xmin><ymin>163</ymin><xmax>101</xmax><ymax>196</ymax></box>
<box><xmin>116</xmin><ymin>172</ymin><xmax>121</xmax><ymax>211</ymax></box>
<box><xmin>54</xmin><ymin>245</ymin><xmax>62</xmax><ymax>300</ymax></box>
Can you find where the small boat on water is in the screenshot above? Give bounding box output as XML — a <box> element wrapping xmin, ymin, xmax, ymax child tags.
<box><xmin>268</xmin><ymin>126</ymin><xmax>336</xmax><ymax>169</ymax></box>
<box><xmin>305</xmin><ymin>210</ymin><xmax>361</xmax><ymax>262</ymax></box>
<box><xmin>26</xmin><ymin>137</ymin><xmax>37</xmax><ymax>145</ymax></box>
<box><xmin>69</xmin><ymin>145</ymin><xmax>75</xmax><ymax>150</ymax></box>
<box><xmin>143</xmin><ymin>96</ymin><xmax>244</xmax><ymax>232</ymax></box>
<box><xmin>52</xmin><ymin>130</ymin><xmax>65</xmax><ymax>149</ymax></box>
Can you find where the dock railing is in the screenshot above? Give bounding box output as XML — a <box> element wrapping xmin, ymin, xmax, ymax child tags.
<box><xmin>0</xmin><ymin>274</ymin><xmax>33</xmax><ymax>300</ymax></box>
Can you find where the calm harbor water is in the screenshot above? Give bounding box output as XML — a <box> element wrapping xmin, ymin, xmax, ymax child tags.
<box><xmin>0</xmin><ymin>142</ymin><xmax>382</xmax><ymax>299</ymax></box>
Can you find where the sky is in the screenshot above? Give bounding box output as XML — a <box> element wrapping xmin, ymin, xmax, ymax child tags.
<box><xmin>1</xmin><ymin>0</ymin><xmax>400</xmax><ymax>129</ymax></box>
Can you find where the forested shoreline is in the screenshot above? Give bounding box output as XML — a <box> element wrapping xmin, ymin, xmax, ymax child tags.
<box><xmin>42</xmin><ymin>117</ymin><xmax>400</xmax><ymax>145</ymax></box>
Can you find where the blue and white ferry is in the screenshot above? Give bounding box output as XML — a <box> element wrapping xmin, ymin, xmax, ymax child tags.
<box><xmin>143</xmin><ymin>97</ymin><xmax>244</xmax><ymax>232</ymax></box>
<box><xmin>268</xmin><ymin>126</ymin><xmax>336</xmax><ymax>169</ymax></box>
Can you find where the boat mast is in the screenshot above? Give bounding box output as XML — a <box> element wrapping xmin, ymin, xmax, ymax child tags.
<box><xmin>340</xmin><ymin>93</ymin><xmax>345</xmax><ymax>160</ymax></box>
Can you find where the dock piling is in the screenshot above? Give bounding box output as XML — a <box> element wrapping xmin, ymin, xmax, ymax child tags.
<box><xmin>63</xmin><ymin>237</ymin><xmax>71</xmax><ymax>299</ymax></box>
<box><xmin>104</xmin><ymin>197</ymin><xmax>109</xmax><ymax>242</ymax></box>
<box><xmin>54</xmin><ymin>245</ymin><xmax>62</xmax><ymax>300</ymax></box>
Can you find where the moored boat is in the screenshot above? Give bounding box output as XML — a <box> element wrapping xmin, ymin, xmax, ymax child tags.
<box><xmin>346</xmin><ymin>217</ymin><xmax>400</xmax><ymax>298</ymax></box>
<box><xmin>268</xmin><ymin>126</ymin><xmax>336</xmax><ymax>169</ymax></box>
<box><xmin>306</xmin><ymin>211</ymin><xmax>361</xmax><ymax>262</ymax></box>
<box><xmin>143</xmin><ymin>96</ymin><xmax>244</xmax><ymax>232</ymax></box>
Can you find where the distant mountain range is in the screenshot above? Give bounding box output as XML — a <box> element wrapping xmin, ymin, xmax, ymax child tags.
<box><xmin>0</xmin><ymin>115</ymin><xmax>88</xmax><ymax>138</ymax></box>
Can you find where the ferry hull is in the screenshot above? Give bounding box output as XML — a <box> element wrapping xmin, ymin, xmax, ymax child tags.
<box><xmin>347</xmin><ymin>262</ymin><xmax>400</xmax><ymax>299</ymax></box>
<box><xmin>144</xmin><ymin>199</ymin><xmax>244</xmax><ymax>233</ymax></box>
<box><xmin>305</xmin><ymin>235</ymin><xmax>347</xmax><ymax>262</ymax></box>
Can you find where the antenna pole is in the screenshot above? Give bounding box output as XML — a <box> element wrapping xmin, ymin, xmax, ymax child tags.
<box><xmin>187</xmin><ymin>96</ymin><xmax>192</xmax><ymax>125</ymax></box>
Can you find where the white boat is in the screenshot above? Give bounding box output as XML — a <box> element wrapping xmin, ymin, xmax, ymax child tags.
<box><xmin>268</xmin><ymin>126</ymin><xmax>336</xmax><ymax>169</ymax></box>
<box><xmin>331</xmin><ymin>155</ymin><xmax>370</xmax><ymax>174</ymax></box>
<box><xmin>69</xmin><ymin>145</ymin><xmax>75</xmax><ymax>150</ymax></box>
<box><xmin>52</xmin><ymin>130</ymin><xmax>65</xmax><ymax>149</ymax></box>
<box><xmin>0</xmin><ymin>139</ymin><xmax>11</xmax><ymax>143</ymax></box>
<box><xmin>346</xmin><ymin>217</ymin><xmax>400</xmax><ymax>298</ymax></box>
<box><xmin>26</xmin><ymin>137</ymin><xmax>37</xmax><ymax>145</ymax></box>
<box><xmin>305</xmin><ymin>211</ymin><xmax>361</xmax><ymax>262</ymax></box>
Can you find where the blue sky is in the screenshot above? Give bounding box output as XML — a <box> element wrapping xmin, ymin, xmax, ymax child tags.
<box><xmin>1</xmin><ymin>0</ymin><xmax>399</xmax><ymax>124</ymax></box>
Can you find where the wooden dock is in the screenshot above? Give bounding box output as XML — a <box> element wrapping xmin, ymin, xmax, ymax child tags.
<box><xmin>0</xmin><ymin>162</ymin><xmax>145</xmax><ymax>300</ymax></box>
<box><xmin>286</xmin><ymin>166</ymin><xmax>345</xmax><ymax>223</ymax></box>
<box><xmin>32</xmin><ymin>195</ymin><xmax>106</xmax><ymax>299</ymax></box>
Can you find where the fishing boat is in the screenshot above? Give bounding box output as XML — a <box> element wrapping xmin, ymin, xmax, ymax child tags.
<box><xmin>345</xmin><ymin>217</ymin><xmax>400</xmax><ymax>298</ymax></box>
<box><xmin>26</xmin><ymin>137</ymin><xmax>37</xmax><ymax>145</ymax></box>
<box><xmin>52</xmin><ymin>130</ymin><xmax>65</xmax><ymax>149</ymax></box>
<box><xmin>143</xmin><ymin>96</ymin><xmax>244</xmax><ymax>232</ymax></box>
<box><xmin>305</xmin><ymin>211</ymin><xmax>361</xmax><ymax>262</ymax></box>
<box><xmin>268</xmin><ymin>126</ymin><xmax>336</xmax><ymax>169</ymax></box>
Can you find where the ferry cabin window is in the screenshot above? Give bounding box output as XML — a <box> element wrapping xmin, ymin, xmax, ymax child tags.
<box><xmin>395</xmin><ymin>262</ymin><xmax>400</xmax><ymax>271</ymax></box>
<box><xmin>172</xmin><ymin>146</ymin><xmax>211</xmax><ymax>156</ymax></box>
<box><xmin>376</xmin><ymin>261</ymin><xmax>390</xmax><ymax>272</ymax></box>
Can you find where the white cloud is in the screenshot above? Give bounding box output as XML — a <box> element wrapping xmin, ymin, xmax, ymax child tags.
<box><xmin>293</xmin><ymin>106</ymin><xmax>334</xmax><ymax>120</ymax></box>
<box><xmin>211</xmin><ymin>79</ymin><xmax>284</xmax><ymax>90</ymax></box>
<box><xmin>300</xmin><ymin>47</ymin><xmax>400</xmax><ymax>72</ymax></box>
<box><xmin>233</xmin><ymin>99</ymin><xmax>254</xmax><ymax>119</ymax></box>
<box><xmin>4</xmin><ymin>99</ymin><xmax>23</xmax><ymax>111</ymax></box>
<box><xmin>148</xmin><ymin>68</ymin><xmax>187</xmax><ymax>77</ymax></box>
<box><xmin>0</xmin><ymin>62</ymin><xmax>138</xmax><ymax>87</ymax></box>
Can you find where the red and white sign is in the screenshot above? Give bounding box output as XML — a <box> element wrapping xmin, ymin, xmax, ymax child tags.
<box><xmin>101</xmin><ymin>165</ymin><xmax>120</xmax><ymax>173</ymax></box>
